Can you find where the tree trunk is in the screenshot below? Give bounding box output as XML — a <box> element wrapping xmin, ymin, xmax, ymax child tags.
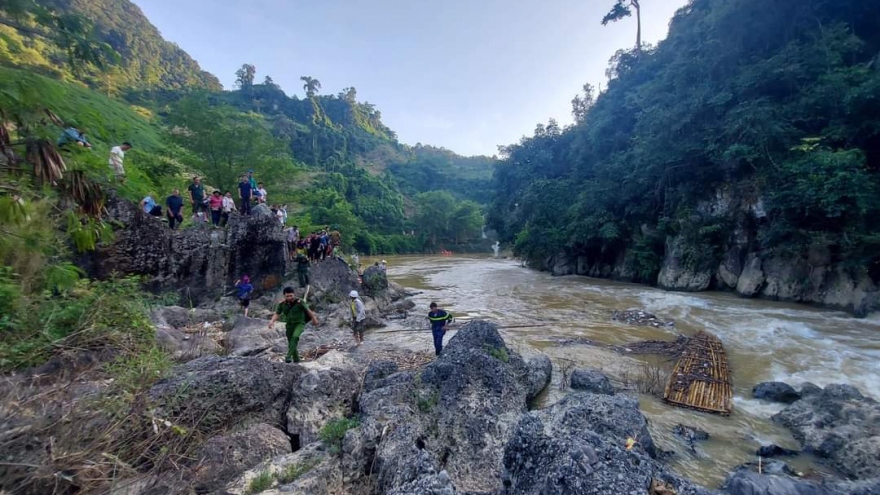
<box><xmin>633</xmin><ymin>0</ymin><xmax>642</xmax><ymax>52</ymax></box>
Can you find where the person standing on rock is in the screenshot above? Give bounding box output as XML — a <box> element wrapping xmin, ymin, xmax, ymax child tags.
<box><xmin>221</xmin><ymin>191</ymin><xmax>236</xmax><ymax>226</ymax></box>
<box><xmin>428</xmin><ymin>302</ymin><xmax>453</xmax><ymax>356</ymax></box>
<box><xmin>208</xmin><ymin>190</ymin><xmax>223</xmax><ymax>227</ymax></box>
<box><xmin>349</xmin><ymin>290</ymin><xmax>367</xmax><ymax>346</ymax></box>
<box><xmin>269</xmin><ymin>287</ymin><xmax>318</xmax><ymax>363</ymax></box>
<box><xmin>165</xmin><ymin>189</ymin><xmax>184</xmax><ymax>230</ymax></box>
<box><xmin>188</xmin><ymin>176</ymin><xmax>207</xmax><ymax>223</ymax></box>
<box><xmin>234</xmin><ymin>275</ymin><xmax>254</xmax><ymax>318</ymax></box>
<box><xmin>295</xmin><ymin>252</ymin><xmax>310</xmax><ymax>289</ymax></box>
<box><xmin>237</xmin><ymin>175</ymin><xmax>252</xmax><ymax>216</ymax></box>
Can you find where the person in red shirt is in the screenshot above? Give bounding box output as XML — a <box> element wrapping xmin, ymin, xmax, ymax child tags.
<box><xmin>208</xmin><ymin>190</ymin><xmax>223</xmax><ymax>227</ymax></box>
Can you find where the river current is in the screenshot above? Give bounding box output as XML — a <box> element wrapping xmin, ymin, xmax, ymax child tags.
<box><xmin>366</xmin><ymin>255</ymin><xmax>880</xmax><ymax>487</ymax></box>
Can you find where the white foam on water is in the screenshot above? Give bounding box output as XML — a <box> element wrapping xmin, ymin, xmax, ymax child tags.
<box><xmin>733</xmin><ymin>396</ymin><xmax>787</xmax><ymax>419</ymax></box>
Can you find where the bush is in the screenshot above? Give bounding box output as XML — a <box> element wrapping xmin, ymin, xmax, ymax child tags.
<box><xmin>319</xmin><ymin>417</ymin><xmax>359</xmax><ymax>454</ymax></box>
<box><xmin>245</xmin><ymin>470</ymin><xmax>274</xmax><ymax>494</ymax></box>
<box><xmin>277</xmin><ymin>459</ymin><xmax>319</xmax><ymax>484</ymax></box>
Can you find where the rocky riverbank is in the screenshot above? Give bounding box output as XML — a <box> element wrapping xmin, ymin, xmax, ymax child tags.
<box><xmin>3</xmin><ymin>257</ymin><xmax>880</xmax><ymax>494</ymax></box>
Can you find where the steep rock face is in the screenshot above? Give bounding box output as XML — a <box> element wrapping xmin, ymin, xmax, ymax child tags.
<box><xmin>535</xmin><ymin>184</ymin><xmax>880</xmax><ymax>315</ymax></box>
<box><xmin>78</xmin><ymin>196</ymin><xmax>286</xmax><ymax>304</ymax></box>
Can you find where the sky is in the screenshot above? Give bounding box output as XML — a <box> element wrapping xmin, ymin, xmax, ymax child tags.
<box><xmin>136</xmin><ymin>0</ymin><xmax>690</xmax><ymax>156</ymax></box>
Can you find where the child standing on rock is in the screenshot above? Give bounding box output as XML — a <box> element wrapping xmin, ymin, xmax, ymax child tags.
<box><xmin>234</xmin><ymin>275</ymin><xmax>254</xmax><ymax>318</ymax></box>
<box><xmin>269</xmin><ymin>287</ymin><xmax>319</xmax><ymax>363</ymax></box>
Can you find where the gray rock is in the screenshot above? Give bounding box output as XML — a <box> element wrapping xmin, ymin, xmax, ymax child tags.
<box><xmin>79</xmin><ymin>195</ymin><xmax>286</xmax><ymax>305</ymax></box>
<box><xmin>799</xmin><ymin>382</ymin><xmax>823</xmax><ymax>397</ymax></box>
<box><xmin>569</xmin><ymin>368</ymin><xmax>614</xmax><ymax>395</ymax></box>
<box><xmin>307</xmin><ymin>257</ymin><xmax>359</xmax><ymax>305</ymax></box>
<box><xmin>673</xmin><ymin>424</ymin><xmax>710</xmax><ymax>442</ymax></box>
<box><xmin>501</xmin><ymin>392</ymin><xmax>708</xmax><ymax>495</ymax></box>
<box><xmin>524</xmin><ymin>355</ymin><xmax>552</xmax><ymax>400</ymax></box>
<box><xmin>149</xmin><ymin>356</ymin><xmax>303</xmax><ymax>432</ymax></box>
<box><xmin>721</xmin><ymin>469</ymin><xmax>833</xmax><ymax>495</ymax></box>
<box><xmin>757</xmin><ymin>444</ymin><xmax>800</xmax><ymax>458</ymax></box>
<box><xmin>363</xmin><ymin>360</ymin><xmax>399</xmax><ymax>393</ymax></box>
<box><xmin>753</xmin><ymin>382</ymin><xmax>801</xmax><ymax>404</ymax></box>
<box><xmin>658</xmin><ymin>234</ymin><xmax>713</xmax><ymax>291</ymax></box>
<box><xmin>387</xmin><ymin>470</ymin><xmax>457</xmax><ymax>495</ymax></box>
<box><xmin>362</xmin><ymin>265</ymin><xmax>389</xmax><ymax>297</ymax></box>
<box><xmin>773</xmin><ymin>383</ymin><xmax>880</xmax><ymax>480</ymax></box>
<box><xmin>286</xmin><ymin>368</ymin><xmax>359</xmax><ymax>446</ymax></box>
<box><xmin>225</xmin><ymin>315</ymin><xmax>284</xmax><ymax>357</ymax></box>
<box><xmin>736</xmin><ymin>254</ymin><xmax>766</xmax><ymax>296</ymax></box>
<box><xmin>154</xmin><ymin>325</ymin><xmax>220</xmax><ymax>361</ymax></box>
<box><xmin>194</xmin><ymin>423</ymin><xmax>291</xmax><ymax>493</ymax></box>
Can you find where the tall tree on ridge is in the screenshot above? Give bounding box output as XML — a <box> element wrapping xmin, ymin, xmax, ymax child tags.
<box><xmin>301</xmin><ymin>76</ymin><xmax>321</xmax><ymax>98</ymax></box>
<box><xmin>235</xmin><ymin>63</ymin><xmax>256</xmax><ymax>89</ymax></box>
<box><xmin>601</xmin><ymin>0</ymin><xmax>642</xmax><ymax>52</ymax></box>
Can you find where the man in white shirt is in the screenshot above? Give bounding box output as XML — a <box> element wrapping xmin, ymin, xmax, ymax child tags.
<box><xmin>221</xmin><ymin>191</ymin><xmax>236</xmax><ymax>226</ymax></box>
<box><xmin>108</xmin><ymin>142</ymin><xmax>132</xmax><ymax>181</ymax></box>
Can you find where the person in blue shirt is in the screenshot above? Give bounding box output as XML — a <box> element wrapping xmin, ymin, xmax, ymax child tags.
<box><xmin>139</xmin><ymin>194</ymin><xmax>162</xmax><ymax>217</ymax></box>
<box><xmin>57</xmin><ymin>127</ymin><xmax>92</xmax><ymax>149</ymax></box>
<box><xmin>428</xmin><ymin>302</ymin><xmax>454</xmax><ymax>356</ymax></box>
<box><xmin>235</xmin><ymin>275</ymin><xmax>255</xmax><ymax>318</ymax></box>
<box><xmin>238</xmin><ymin>175</ymin><xmax>252</xmax><ymax>216</ymax></box>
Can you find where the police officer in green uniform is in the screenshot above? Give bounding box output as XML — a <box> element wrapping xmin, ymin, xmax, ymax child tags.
<box><xmin>268</xmin><ymin>287</ymin><xmax>318</xmax><ymax>363</ymax></box>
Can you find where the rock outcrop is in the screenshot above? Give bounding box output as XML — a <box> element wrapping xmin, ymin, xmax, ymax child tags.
<box><xmin>501</xmin><ymin>392</ymin><xmax>709</xmax><ymax>495</ymax></box>
<box><xmin>569</xmin><ymin>368</ymin><xmax>615</xmax><ymax>395</ymax></box>
<box><xmin>532</xmin><ymin>185</ymin><xmax>880</xmax><ymax>315</ymax></box>
<box><xmin>77</xmin><ymin>196</ymin><xmax>287</xmax><ymax>305</ymax></box>
<box><xmin>772</xmin><ymin>383</ymin><xmax>880</xmax><ymax>480</ymax></box>
<box><xmin>753</xmin><ymin>381</ymin><xmax>801</xmax><ymax>404</ymax></box>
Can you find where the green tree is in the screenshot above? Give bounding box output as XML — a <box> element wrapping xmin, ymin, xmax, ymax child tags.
<box><xmin>168</xmin><ymin>95</ymin><xmax>297</xmax><ymax>193</ymax></box>
<box><xmin>235</xmin><ymin>63</ymin><xmax>256</xmax><ymax>89</ymax></box>
<box><xmin>300</xmin><ymin>76</ymin><xmax>321</xmax><ymax>98</ymax></box>
<box><xmin>601</xmin><ymin>0</ymin><xmax>642</xmax><ymax>52</ymax></box>
<box><xmin>414</xmin><ymin>191</ymin><xmax>457</xmax><ymax>246</ymax></box>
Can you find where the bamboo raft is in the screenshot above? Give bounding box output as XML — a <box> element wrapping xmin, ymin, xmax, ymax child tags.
<box><xmin>663</xmin><ymin>330</ymin><xmax>733</xmax><ymax>415</ymax></box>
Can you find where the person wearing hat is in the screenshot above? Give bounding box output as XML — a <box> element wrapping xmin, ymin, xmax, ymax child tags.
<box><xmin>380</xmin><ymin>260</ymin><xmax>387</xmax><ymax>272</ymax></box>
<box><xmin>247</xmin><ymin>170</ymin><xmax>258</xmax><ymax>199</ymax></box>
<box><xmin>269</xmin><ymin>286</ymin><xmax>318</xmax><ymax>363</ymax></box>
<box><xmin>234</xmin><ymin>275</ymin><xmax>254</xmax><ymax>318</ymax></box>
<box><xmin>349</xmin><ymin>290</ymin><xmax>367</xmax><ymax>346</ymax></box>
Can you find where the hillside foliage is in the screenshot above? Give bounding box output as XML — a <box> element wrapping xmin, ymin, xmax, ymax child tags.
<box><xmin>488</xmin><ymin>0</ymin><xmax>880</xmax><ymax>283</ymax></box>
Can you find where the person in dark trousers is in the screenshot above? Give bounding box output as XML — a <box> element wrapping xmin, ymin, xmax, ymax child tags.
<box><xmin>234</xmin><ymin>275</ymin><xmax>254</xmax><ymax>318</ymax></box>
<box><xmin>208</xmin><ymin>190</ymin><xmax>223</xmax><ymax>226</ymax></box>
<box><xmin>165</xmin><ymin>189</ymin><xmax>184</xmax><ymax>230</ymax></box>
<box><xmin>268</xmin><ymin>287</ymin><xmax>318</xmax><ymax>363</ymax></box>
<box><xmin>349</xmin><ymin>290</ymin><xmax>366</xmax><ymax>346</ymax></box>
<box><xmin>428</xmin><ymin>302</ymin><xmax>453</xmax><ymax>356</ymax></box>
<box><xmin>295</xmin><ymin>253</ymin><xmax>310</xmax><ymax>288</ymax></box>
<box><xmin>238</xmin><ymin>175</ymin><xmax>252</xmax><ymax>216</ymax></box>
<box><xmin>188</xmin><ymin>176</ymin><xmax>207</xmax><ymax>223</ymax></box>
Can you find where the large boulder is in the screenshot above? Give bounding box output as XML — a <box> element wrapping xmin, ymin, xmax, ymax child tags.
<box><xmin>193</xmin><ymin>423</ymin><xmax>291</xmax><ymax>493</ymax></box>
<box><xmin>149</xmin><ymin>356</ymin><xmax>303</xmax><ymax>432</ymax></box>
<box><xmin>501</xmin><ymin>392</ymin><xmax>709</xmax><ymax>495</ymax></box>
<box><xmin>78</xmin><ymin>195</ymin><xmax>286</xmax><ymax>304</ymax></box>
<box><xmin>361</xmin><ymin>265</ymin><xmax>389</xmax><ymax>297</ymax></box>
<box><xmin>307</xmin><ymin>257</ymin><xmax>359</xmax><ymax>305</ymax></box>
<box><xmin>720</xmin><ymin>467</ymin><xmax>880</xmax><ymax>495</ymax></box>
<box><xmin>753</xmin><ymin>382</ymin><xmax>801</xmax><ymax>404</ymax></box>
<box><xmin>349</xmin><ymin>321</ymin><xmax>552</xmax><ymax>494</ymax></box>
<box><xmin>285</xmin><ymin>368</ymin><xmax>359</xmax><ymax>446</ymax></box>
<box><xmin>772</xmin><ymin>384</ymin><xmax>880</xmax><ymax>480</ymax></box>
<box><xmin>569</xmin><ymin>368</ymin><xmax>614</xmax><ymax>395</ymax></box>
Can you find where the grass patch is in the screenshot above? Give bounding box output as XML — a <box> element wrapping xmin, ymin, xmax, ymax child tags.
<box><xmin>245</xmin><ymin>470</ymin><xmax>274</xmax><ymax>494</ymax></box>
<box><xmin>484</xmin><ymin>344</ymin><xmax>509</xmax><ymax>363</ymax></box>
<box><xmin>319</xmin><ymin>417</ymin><xmax>360</xmax><ymax>454</ymax></box>
<box><xmin>416</xmin><ymin>389</ymin><xmax>439</xmax><ymax>413</ymax></box>
<box><xmin>277</xmin><ymin>459</ymin><xmax>320</xmax><ymax>484</ymax></box>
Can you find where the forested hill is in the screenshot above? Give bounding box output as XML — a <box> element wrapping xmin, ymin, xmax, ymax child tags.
<box><xmin>488</xmin><ymin>0</ymin><xmax>880</xmax><ymax>314</ymax></box>
<box><xmin>0</xmin><ymin>0</ymin><xmax>220</xmax><ymax>92</ymax></box>
<box><xmin>0</xmin><ymin>0</ymin><xmax>495</xmax><ymax>255</ymax></box>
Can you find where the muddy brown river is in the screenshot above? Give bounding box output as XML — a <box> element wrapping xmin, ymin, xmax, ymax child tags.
<box><xmin>364</xmin><ymin>255</ymin><xmax>880</xmax><ymax>487</ymax></box>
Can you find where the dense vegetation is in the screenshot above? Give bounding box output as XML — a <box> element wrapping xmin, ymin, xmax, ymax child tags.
<box><xmin>488</xmin><ymin>0</ymin><xmax>880</xmax><ymax>283</ymax></box>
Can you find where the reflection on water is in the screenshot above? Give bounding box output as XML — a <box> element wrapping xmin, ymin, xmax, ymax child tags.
<box><xmin>366</xmin><ymin>255</ymin><xmax>880</xmax><ymax>487</ymax></box>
